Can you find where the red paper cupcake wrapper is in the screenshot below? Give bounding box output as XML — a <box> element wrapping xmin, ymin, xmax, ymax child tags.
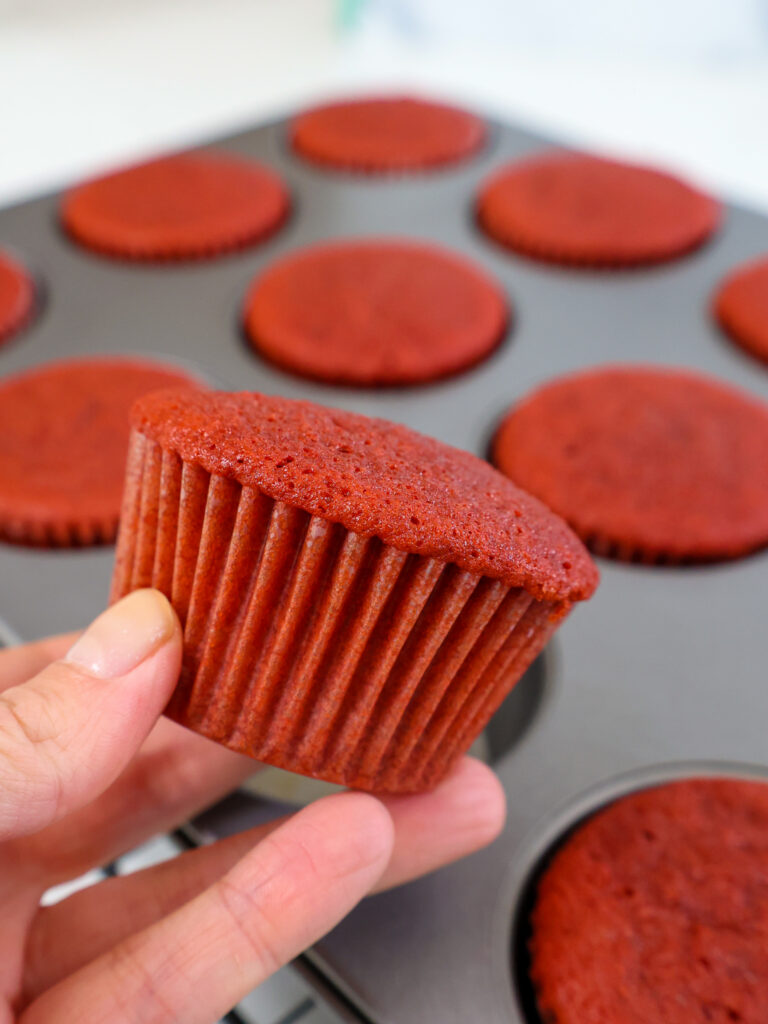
<box><xmin>0</xmin><ymin>513</ymin><xmax>117</xmax><ymax>548</ymax></box>
<box><xmin>62</xmin><ymin>220</ymin><xmax>289</xmax><ymax>264</ymax></box>
<box><xmin>112</xmin><ymin>431</ymin><xmax>567</xmax><ymax>793</ymax></box>
<box><xmin>61</xmin><ymin>156</ymin><xmax>290</xmax><ymax>264</ymax></box>
<box><xmin>476</xmin><ymin>210</ymin><xmax>718</xmax><ymax>269</ymax></box>
<box><xmin>0</xmin><ymin>262</ymin><xmax>35</xmax><ymax>346</ymax></box>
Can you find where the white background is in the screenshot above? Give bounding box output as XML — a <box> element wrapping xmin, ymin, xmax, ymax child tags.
<box><xmin>0</xmin><ymin>0</ymin><xmax>767</xmax><ymax>212</ymax></box>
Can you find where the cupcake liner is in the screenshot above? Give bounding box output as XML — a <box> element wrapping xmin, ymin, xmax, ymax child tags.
<box><xmin>713</xmin><ymin>257</ymin><xmax>768</xmax><ymax>368</ymax></box>
<box><xmin>243</xmin><ymin>240</ymin><xmax>509</xmax><ymax>388</ymax></box>
<box><xmin>583</xmin><ymin>533</ymin><xmax>681</xmax><ymax>565</ymax></box>
<box><xmin>62</xmin><ymin>222</ymin><xmax>290</xmax><ymax>264</ymax></box>
<box><xmin>476</xmin><ymin>213</ymin><xmax>717</xmax><ymax>270</ymax></box>
<box><xmin>476</xmin><ymin>154</ymin><xmax>720</xmax><ymax>269</ymax></box>
<box><xmin>61</xmin><ymin>153</ymin><xmax>291</xmax><ymax>263</ymax></box>
<box><xmin>0</xmin><ymin>515</ymin><xmax>116</xmax><ymax>548</ymax></box>
<box><xmin>0</xmin><ymin>357</ymin><xmax>200</xmax><ymax>550</ymax></box>
<box><xmin>290</xmin><ymin>97</ymin><xmax>486</xmax><ymax>175</ymax></box>
<box><xmin>112</xmin><ymin>431</ymin><xmax>564</xmax><ymax>793</ymax></box>
<box><xmin>528</xmin><ymin>777</ymin><xmax>768</xmax><ymax>1024</ymax></box>
<box><xmin>492</xmin><ymin>366</ymin><xmax>768</xmax><ymax>565</ymax></box>
<box><xmin>0</xmin><ymin>250</ymin><xmax>36</xmax><ymax>347</ymax></box>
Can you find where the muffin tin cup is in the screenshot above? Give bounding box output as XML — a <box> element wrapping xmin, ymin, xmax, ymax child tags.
<box><xmin>0</xmin><ymin>245</ymin><xmax>40</xmax><ymax>349</ymax></box>
<box><xmin>112</xmin><ymin>429</ymin><xmax>566</xmax><ymax>794</ymax></box>
<box><xmin>2</xmin><ymin>103</ymin><xmax>768</xmax><ymax>1022</ymax></box>
<box><xmin>498</xmin><ymin>760</ymin><xmax>768</xmax><ymax>1024</ymax></box>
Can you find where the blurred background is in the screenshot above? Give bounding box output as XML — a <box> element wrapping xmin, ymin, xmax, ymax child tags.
<box><xmin>1</xmin><ymin>0</ymin><xmax>767</xmax><ymax>210</ymax></box>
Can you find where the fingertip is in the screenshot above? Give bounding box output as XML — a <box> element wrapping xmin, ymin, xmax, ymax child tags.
<box><xmin>372</xmin><ymin>758</ymin><xmax>506</xmax><ymax>892</ymax></box>
<box><xmin>384</xmin><ymin>756</ymin><xmax>507</xmax><ymax>847</ymax></box>
<box><xmin>305</xmin><ymin>790</ymin><xmax>395</xmax><ymax>877</ymax></box>
<box><xmin>442</xmin><ymin>756</ymin><xmax>507</xmax><ymax>845</ymax></box>
<box><xmin>345</xmin><ymin>790</ymin><xmax>397</xmax><ymax>858</ymax></box>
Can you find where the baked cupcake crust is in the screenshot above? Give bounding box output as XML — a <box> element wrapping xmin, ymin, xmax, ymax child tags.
<box><xmin>0</xmin><ymin>357</ymin><xmax>198</xmax><ymax>546</ymax></box>
<box><xmin>477</xmin><ymin>151</ymin><xmax>720</xmax><ymax>267</ymax></box>
<box><xmin>243</xmin><ymin>239</ymin><xmax>509</xmax><ymax>386</ymax></box>
<box><xmin>131</xmin><ymin>389</ymin><xmax>597</xmax><ymax>602</ymax></box>
<box><xmin>62</xmin><ymin>152</ymin><xmax>290</xmax><ymax>261</ymax></box>
<box><xmin>530</xmin><ymin>777</ymin><xmax>768</xmax><ymax>1024</ymax></box>
<box><xmin>714</xmin><ymin>255</ymin><xmax>768</xmax><ymax>367</ymax></box>
<box><xmin>0</xmin><ymin>249</ymin><xmax>35</xmax><ymax>345</ymax></box>
<box><xmin>493</xmin><ymin>366</ymin><xmax>768</xmax><ymax>563</ymax></box>
<box><xmin>291</xmin><ymin>95</ymin><xmax>486</xmax><ymax>173</ymax></box>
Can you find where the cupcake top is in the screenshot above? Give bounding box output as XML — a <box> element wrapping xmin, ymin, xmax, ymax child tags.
<box><xmin>0</xmin><ymin>248</ymin><xmax>35</xmax><ymax>345</ymax></box>
<box><xmin>243</xmin><ymin>239</ymin><xmax>508</xmax><ymax>386</ymax></box>
<box><xmin>131</xmin><ymin>390</ymin><xmax>598</xmax><ymax>602</ymax></box>
<box><xmin>0</xmin><ymin>357</ymin><xmax>198</xmax><ymax>545</ymax></box>
<box><xmin>477</xmin><ymin>151</ymin><xmax>720</xmax><ymax>267</ymax></box>
<box><xmin>493</xmin><ymin>365</ymin><xmax>768</xmax><ymax>563</ymax></box>
<box><xmin>291</xmin><ymin>95</ymin><xmax>486</xmax><ymax>173</ymax></box>
<box><xmin>61</xmin><ymin>151</ymin><xmax>290</xmax><ymax>262</ymax></box>
<box><xmin>714</xmin><ymin>255</ymin><xmax>768</xmax><ymax>367</ymax></box>
<box><xmin>529</xmin><ymin>777</ymin><xmax>768</xmax><ymax>1024</ymax></box>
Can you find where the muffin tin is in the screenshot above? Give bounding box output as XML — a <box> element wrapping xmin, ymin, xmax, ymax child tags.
<box><xmin>1</xmin><ymin>109</ymin><xmax>767</xmax><ymax>1023</ymax></box>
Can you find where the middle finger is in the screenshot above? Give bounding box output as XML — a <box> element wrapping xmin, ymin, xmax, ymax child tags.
<box><xmin>24</xmin><ymin>757</ymin><xmax>504</xmax><ymax>999</ymax></box>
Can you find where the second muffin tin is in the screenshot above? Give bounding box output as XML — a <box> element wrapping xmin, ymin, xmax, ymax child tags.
<box><xmin>0</xmin><ymin>106</ymin><xmax>767</xmax><ymax>1023</ymax></box>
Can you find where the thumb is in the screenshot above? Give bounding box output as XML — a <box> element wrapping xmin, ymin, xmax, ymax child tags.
<box><xmin>0</xmin><ymin>589</ymin><xmax>181</xmax><ymax>842</ymax></box>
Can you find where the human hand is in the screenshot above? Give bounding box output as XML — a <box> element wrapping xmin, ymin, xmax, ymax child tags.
<box><xmin>0</xmin><ymin>589</ymin><xmax>505</xmax><ymax>1023</ymax></box>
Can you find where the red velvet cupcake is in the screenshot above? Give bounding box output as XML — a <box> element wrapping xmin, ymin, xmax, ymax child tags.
<box><xmin>243</xmin><ymin>239</ymin><xmax>509</xmax><ymax>386</ymax></box>
<box><xmin>492</xmin><ymin>366</ymin><xmax>768</xmax><ymax>564</ymax></box>
<box><xmin>0</xmin><ymin>248</ymin><xmax>35</xmax><ymax>346</ymax></box>
<box><xmin>291</xmin><ymin>95</ymin><xmax>485</xmax><ymax>173</ymax></box>
<box><xmin>0</xmin><ymin>357</ymin><xmax>199</xmax><ymax>546</ymax></box>
<box><xmin>112</xmin><ymin>390</ymin><xmax>597</xmax><ymax>793</ymax></box>
<box><xmin>62</xmin><ymin>151</ymin><xmax>290</xmax><ymax>262</ymax></box>
<box><xmin>529</xmin><ymin>777</ymin><xmax>768</xmax><ymax>1024</ymax></box>
<box><xmin>477</xmin><ymin>151</ymin><xmax>720</xmax><ymax>267</ymax></box>
<box><xmin>714</xmin><ymin>255</ymin><xmax>768</xmax><ymax>367</ymax></box>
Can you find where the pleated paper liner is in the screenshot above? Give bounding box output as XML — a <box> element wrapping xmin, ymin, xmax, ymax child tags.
<box><xmin>476</xmin><ymin>153</ymin><xmax>721</xmax><ymax>269</ymax></box>
<box><xmin>61</xmin><ymin>153</ymin><xmax>291</xmax><ymax>263</ymax></box>
<box><xmin>290</xmin><ymin>96</ymin><xmax>487</xmax><ymax>175</ymax></box>
<box><xmin>0</xmin><ymin>248</ymin><xmax>36</xmax><ymax>347</ymax></box>
<box><xmin>112</xmin><ymin>431</ymin><xmax>568</xmax><ymax>794</ymax></box>
<box><xmin>0</xmin><ymin>515</ymin><xmax>116</xmax><ymax>548</ymax></box>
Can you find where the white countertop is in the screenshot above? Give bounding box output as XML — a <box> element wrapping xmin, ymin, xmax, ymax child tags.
<box><xmin>2</xmin><ymin>0</ymin><xmax>767</xmax><ymax>213</ymax></box>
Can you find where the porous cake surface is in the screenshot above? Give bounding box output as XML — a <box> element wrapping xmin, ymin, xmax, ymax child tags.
<box><xmin>0</xmin><ymin>357</ymin><xmax>197</xmax><ymax>544</ymax></box>
<box><xmin>478</xmin><ymin>151</ymin><xmax>720</xmax><ymax>266</ymax></box>
<box><xmin>493</xmin><ymin>366</ymin><xmax>768</xmax><ymax>563</ymax></box>
<box><xmin>291</xmin><ymin>95</ymin><xmax>485</xmax><ymax>172</ymax></box>
<box><xmin>244</xmin><ymin>239</ymin><xmax>508</xmax><ymax>386</ymax></box>
<box><xmin>530</xmin><ymin>777</ymin><xmax>768</xmax><ymax>1024</ymax></box>
<box><xmin>131</xmin><ymin>389</ymin><xmax>597</xmax><ymax>602</ymax></box>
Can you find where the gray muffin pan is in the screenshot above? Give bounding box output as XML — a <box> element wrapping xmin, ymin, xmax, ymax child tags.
<box><xmin>1</xmin><ymin>109</ymin><xmax>767</xmax><ymax>1023</ymax></box>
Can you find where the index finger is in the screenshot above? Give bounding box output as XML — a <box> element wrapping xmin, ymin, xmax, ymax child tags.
<box><xmin>21</xmin><ymin>793</ymin><xmax>394</xmax><ymax>1024</ymax></box>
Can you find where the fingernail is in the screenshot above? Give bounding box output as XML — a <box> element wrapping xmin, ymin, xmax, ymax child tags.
<box><xmin>65</xmin><ymin>589</ymin><xmax>176</xmax><ymax>679</ymax></box>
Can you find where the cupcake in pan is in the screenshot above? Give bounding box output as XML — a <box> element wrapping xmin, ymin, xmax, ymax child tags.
<box><xmin>112</xmin><ymin>390</ymin><xmax>597</xmax><ymax>794</ymax></box>
<box><xmin>529</xmin><ymin>777</ymin><xmax>768</xmax><ymax>1024</ymax></box>
<box><xmin>493</xmin><ymin>366</ymin><xmax>768</xmax><ymax>564</ymax></box>
<box><xmin>713</xmin><ymin>255</ymin><xmax>768</xmax><ymax>367</ymax></box>
<box><xmin>243</xmin><ymin>238</ymin><xmax>509</xmax><ymax>387</ymax></box>
<box><xmin>0</xmin><ymin>247</ymin><xmax>36</xmax><ymax>347</ymax></box>
<box><xmin>291</xmin><ymin>95</ymin><xmax>485</xmax><ymax>173</ymax></box>
<box><xmin>477</xmin><ymin>151</ymin><xmax>720</xmax><ymax>268</ymax></box>
<box><xmin>61</xmin><ymin>151</ymin><xmax>290</xmax><ymax>262</ymax></box>
<box><xmin>0</xmin><ymin>357</ymin><xmax>199</xmax><ymax>547</ymax></box>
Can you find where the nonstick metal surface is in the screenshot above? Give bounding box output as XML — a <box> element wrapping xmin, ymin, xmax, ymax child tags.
<box><xmin>1</xmin><ymin>111</ymin><xmax>766</xmax><ymax>1024</ymax></box>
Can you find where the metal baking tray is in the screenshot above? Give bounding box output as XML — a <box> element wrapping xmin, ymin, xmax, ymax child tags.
<box><xmin>1</xmin><ymin>107</ymin><xmax>767</xmax><ymax>1023</ymax></box>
